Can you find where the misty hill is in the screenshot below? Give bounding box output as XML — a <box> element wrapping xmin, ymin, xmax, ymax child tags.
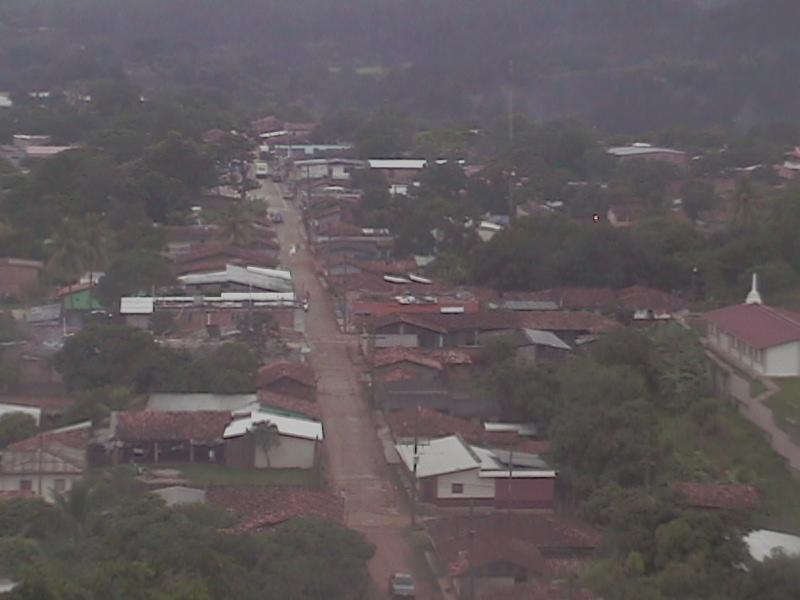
<box><xmin>1</xmin><ymin>0</ymin><xmax>798</xmax><ymax>131</ymax></box>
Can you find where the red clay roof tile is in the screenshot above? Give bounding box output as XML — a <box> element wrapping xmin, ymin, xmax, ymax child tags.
<box><xmin>703</xmin><ymin>303</ymin><xmax>800</xmax><ymax>349</ymax></box>
<box><xmin>114</xmin><ymin>411</ymin><xmax>231</xmax><ymax>444</ymax></box>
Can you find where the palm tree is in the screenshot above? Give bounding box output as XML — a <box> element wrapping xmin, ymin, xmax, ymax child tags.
<box><xmin>82</xmin><ymin>215</ymin><xmax>113</xmax><ymax>277</ymax></box>
<box><xmin>250</xmin><ymin>420</ymin><xmax>280</xmax><ymax>468</ymax></box>
<box><xmin>44</xmin><ymin>219</ymin><xmax>92</xmax><ymax>283</ymax></box>
<box><xmin>218</xmin><ymin>201</ymin><xmax>254</xmax><ymax>247</ymax></box>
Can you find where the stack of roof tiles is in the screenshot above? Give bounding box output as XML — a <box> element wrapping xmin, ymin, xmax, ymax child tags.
<box><xmin>207</xmin><ymin>486</ymin><xmax>344</xmax><ymax>532</ymax></box>
<box><xmin>673</xmin><ymin>481</ymin><xmax>760</xmax><ymax>511</ymax></box>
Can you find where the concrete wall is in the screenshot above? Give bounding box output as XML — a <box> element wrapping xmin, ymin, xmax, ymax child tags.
<box><xmin>435</xmin><ymin>469</ymin><xmax>494</xmax><ymax>501</ymax></box>
<box><xmin>254</xmin><ymin>434</ymin><xmax>316</xmax><ymax>469</ymax></box>
<box><xmin>0</xmin><ymin>473</ymin><xmax>81</xmax><ymax>503</ymax></box>
<box><xmin>765</xmin><ymin>343</ymin><xmax>800</xmax><ymax>377</ymax></box>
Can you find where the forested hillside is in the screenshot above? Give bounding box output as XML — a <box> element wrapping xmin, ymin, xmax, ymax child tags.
<box><xmin>1</xmin><ymin>0</ymin><xmax>799</xmax><ymax>130</ymax></box>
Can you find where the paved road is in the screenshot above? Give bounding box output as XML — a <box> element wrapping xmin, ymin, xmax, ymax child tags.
<box><xmin>258</xmin><ymin>179</ymin><xmax>435</xmax><ymax>599</ymax></box>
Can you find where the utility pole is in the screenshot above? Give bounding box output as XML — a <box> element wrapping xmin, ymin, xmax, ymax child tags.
<box><xmin>37</xmin><ymin>429</ymin><xmax>43</xmax><ymax>498</ymax></box>
<box><xmin>508</xmin><ymin>58</ymin><xmax>515</xmax><ymax>225</ymax></box>
<box><xmin>411</xmin><ymin>403</ymin><xmax>420</xmax><ymax>527</ymax></box>
<box><xmin>507</xmin><ymin>443</ymin><xmax>514</xmax><ymax>514</ymax></box>
<box><xmin>468</xmin><ymin>499</ymin><xmax>476</xmax><ymax>600</ymax></box>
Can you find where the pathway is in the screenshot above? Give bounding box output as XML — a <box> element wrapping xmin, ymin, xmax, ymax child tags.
<box><xmin>259</xmin><ymin>179</ymin><xmax>436</xmax><ymax>599</ymax></box>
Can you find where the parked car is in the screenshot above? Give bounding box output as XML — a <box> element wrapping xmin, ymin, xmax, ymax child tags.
<box><xmin>389</xmin><ymin>573</ymin><xmax>415</xmax><ymax>598</ymax></box>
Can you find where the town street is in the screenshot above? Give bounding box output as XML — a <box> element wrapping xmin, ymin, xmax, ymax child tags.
<box><xmin>258</xmin><ymin>179</ymin><xmax>435</xmax><ymax>599</ymax></box>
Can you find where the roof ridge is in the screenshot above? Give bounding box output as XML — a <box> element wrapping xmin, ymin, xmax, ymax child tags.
<box><xmin>761</xmin><ymin>304</ymin><xmax>800</xmax><ymax>328</ymax></box>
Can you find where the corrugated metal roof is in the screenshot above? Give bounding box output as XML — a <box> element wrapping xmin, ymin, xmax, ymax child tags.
<box><xmin>26</xmin><ymin>304</ymin><xmax>61</xmax><ymax>323</ymax></box>
<box><xmin>223</xmin><ymin>410</ymin><xmax>323</xmax><ymax>441</ymax></box>
<box><xmin>120</xmin><ymin>297</ymin><xmax>154</xmax><ymax>314</ymax></box>
<box><xmin>745</xmin><ymin>529</ymin><xmax>800</xmax><ymax>561</ymax></box>
<box><xmin>368</xmin><ymin>159</ymin><xmax>427</xmax><ymax>170</ymax></box>
<box><xmin>179</xmin><ymin>264</ymin><xmax>292</xmax><ymax>292</ymax></box>
<box><xmin>147</xmin><ymin>393</ymin><xmax>258</xmax><ymax>412</ymax></box>
<box><xmin>523</xmin><ymin>328</ymin><xmax>572</xmax><ymax>350</ymax></box>
<box><xmin>395</xmin><ymin>435</ymin><xmax>480</xmax><ymax>478</ymax></box>
<box><xmin>607</xmin><ymin>146</ymin><xmax>685</xmax><ymax>157</ymax></box>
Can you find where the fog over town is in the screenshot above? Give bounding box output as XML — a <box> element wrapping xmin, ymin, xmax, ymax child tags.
<box><xmin>0</xmin><ymin>1</ymin><xmax>799</xmax><ymax>598</ymax></box>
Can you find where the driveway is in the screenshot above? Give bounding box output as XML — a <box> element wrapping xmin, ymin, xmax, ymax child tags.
<box><xmin>259</xmin><ymin>179</ymin><xmax>437</xmax><ymax>599</ymax></box>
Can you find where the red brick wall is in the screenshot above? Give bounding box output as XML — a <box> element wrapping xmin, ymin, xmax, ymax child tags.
<box><xmin>493</xmin><ymin>478</ymin><xmax>555</xmax><ymax>509</ymax></box>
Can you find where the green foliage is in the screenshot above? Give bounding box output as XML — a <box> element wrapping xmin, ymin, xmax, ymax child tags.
<box><xmin>739</xmin><ymin>554</ymin><xmax>800</xmax><ymax>600</ymax></box>
<box><xmin>0</xmin><ymin>413</ymin><xmax>38</xmax><ymax>448</ymax></box>
<box><xmin>96</xmin><ymin>251</ymin><xmax>175</xmax><ymax>308</ymax></box>
<box><xmin>0</xmin><ymin>475</ymin><xmax>372</xmax><ymax>600</ymax></box>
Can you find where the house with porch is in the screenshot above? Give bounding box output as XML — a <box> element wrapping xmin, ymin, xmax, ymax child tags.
<box><xmin>108</xmin><ymin>411</ymin><xmax>231</xmax><ymax>464</ymax></box>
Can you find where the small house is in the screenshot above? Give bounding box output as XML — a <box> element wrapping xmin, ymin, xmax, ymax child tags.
<box><xmin>0</xmin><ymin>422</ymin><xmax>90</xmax><ymax>502</ymax></box>
<box><xmin>395</xmin><ymin>435</ymin><xmax>556</xmax><ymax>509</ymax></box>
<box><xmin>223</xmin><ymin>410</ymin><xmax>323</xmax><ymax>469</ymax></box>
<box><xmin>256</xmin><ymin>361</ymin><xmax>316</xmax><ymax>401</ymax></box>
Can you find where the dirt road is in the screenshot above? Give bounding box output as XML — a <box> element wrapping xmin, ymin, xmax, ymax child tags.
<box><xmin>259</xmin><ymin>180</ymin><xmax>435</xmax><ymax>599</ymax></box>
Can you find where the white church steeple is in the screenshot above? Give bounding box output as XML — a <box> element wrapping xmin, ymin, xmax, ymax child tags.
<box><xmin>745</xmin><ymin>273</ymin><xmax>762</xmax><ymax>305</ymax></box>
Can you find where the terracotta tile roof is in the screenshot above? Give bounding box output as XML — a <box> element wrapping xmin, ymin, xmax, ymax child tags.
<box><xmin>386</xmin><ymin>407</ymin><xmax>482</xmax><ymax>442</ymax></box>
<box><xmin>427</xmin><ymin>514</ymin><xmax>601</xmax><ymax>573</ymax></box>
<box><xmin>703</xmin><ymin>303</ymin><xmax>800</xmax><ymax>349</ymax></box>
<box><xmin>257</xmin><ymin>361</ymin><xmax>316</xmax><ymax>389</ymax></box>
<box><xmin>7</xmin><ymin>426</ymin><xmax>89</xmax><ymax>453</ymax></box>
<box><xmin>174</xmin><ymin>243</ymin><xmax>276</xmax><ymax>267</ymax></box>
<box><xmin>377</xmin><ymin>368</ymin><xmax>418</xmax><ymax>383</ymax></box>
<box><xmin>525</xmin><ymin>286</ymin><xmax>687</xmax><ymax>314</ymax></box>
<box><xmin>207</xmin><ymin>486</ymin><xmax>343</xmax><ymax>532</ymax></box>
<box><xmin>370</xmin><ymin>310</ymin><xmax>618</xmax><ymax>335</ymax></box>
<box><xmin>374</xmin><ymin>347</ymin><xmax>443</xmax><ymax>371</ymax></box>
<box><xmin>618</xmin><ymin>285</ymin><xmax>688</xmax><ymax>312</ymax></box>
<box><xmin>56</xmin><ymin>281</ymin><xmax>95</xmax><ymax>297</ymax></box>
<box><xmin>430</xmin><ymin>350</ymin><xmax>473</xmax><ymax>365</ymax></box>
<box><xmin>674</xmin><ymin>481</ymin><xmax>760</xmax><ymax>511</ymax></box>
<box><xmin>528</xmin><ymin>287</ymin><xmax>617</xmax><ymax>310</ymax></box>
<box><xmin>516</xmin><ymin>440</ymin><xmax>552</xmax><ymax>454</ymax></box>
<box><xmin>0</xmin><ymin>395</ymin><xmax>73</xmax><ymax>415</ymax></box>
<box><xmin>257</xmin><ymin>390</ymin><xmax>322</xmax><ymax>420</ymax></box>
<box><xmin>114</xmin><ymin>411</ymin><xmax>231</xmax><ymax>444</ymax></box>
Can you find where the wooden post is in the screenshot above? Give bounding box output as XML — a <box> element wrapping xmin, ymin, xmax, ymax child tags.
<box><xmin>153</xmin><ymin>442</ymin><xmax>159</xmax><ymax>464</ymax></box>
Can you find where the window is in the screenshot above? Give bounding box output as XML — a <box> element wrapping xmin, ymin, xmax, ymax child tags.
<box><xmin>19</xmin><ymin>479</ymin><xmax>32</xmax><ymax>491</ymax></box>
<box><xmin>54</xmin><ymin>479</ymin><xmax>66</xmax><ymax>493</ymax></box>
<box><xmin>451</xmin><ymin>483</ymin><xmax>464</xmax><ymax>494</ymax></box>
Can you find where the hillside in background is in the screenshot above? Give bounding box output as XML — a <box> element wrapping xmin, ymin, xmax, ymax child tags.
<box><xmin>0</xmin><ymin>0</ymin><xmax>799</xmax><ymax>130</ymax></box>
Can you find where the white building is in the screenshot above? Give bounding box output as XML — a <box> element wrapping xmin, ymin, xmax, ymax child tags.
<box><xmin>224</xmin><ymin>410</ymin><xmax>323</xmax><ymax>469</ymax></box>
<box><xmin>703</xmin><ymin>275</ymin><xmax>800</xmax><ymax>377</ymax></box>
<box><xmin>0</xmin><ymin>422</ymin><xmax>89</xmax><ymax>502</ymax></box>
<box><xmin>395</xmin><ymin>435</ymin><xmax>556</xmax><ymax>508</ymax></box>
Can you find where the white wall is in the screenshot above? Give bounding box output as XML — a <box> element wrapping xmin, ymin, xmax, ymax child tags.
<box><xmin>254</xmin><ymin>434</ymin><xmax>316</xmax><ymax>469</ymax></box>
<box><xmin>436</xmin><ymin>469</ymin><xmax>494</xmax><ymax>500</ymax></box>
<box><xmin>0</xmin><ymin>404</ymin><xmax>41</xmax><ymax>425</ymax></box>
<box><xmin>765</xmin><ymin>342</ymin><xmax>800</xmax><ymax>377</ymax></box>
<box><xmin>0</xmin><ymin>473</ymin><xmax>81</xmax><ymax>503</ymax></box>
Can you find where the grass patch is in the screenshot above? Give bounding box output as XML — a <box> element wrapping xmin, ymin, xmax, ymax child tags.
<box><xmin>661</xmin><ymin>398</ymin><xmax>800</xmax><ymax>529</ymax></box>
<box><xmin>159</xmin><ymin>463</ymin><xmax>315</xmax><ymax>487</ymax></box>
<box><xmin>766</xmin><ymin>377</ymin><xmax>800</xmax><ymax>444</ymax></box>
